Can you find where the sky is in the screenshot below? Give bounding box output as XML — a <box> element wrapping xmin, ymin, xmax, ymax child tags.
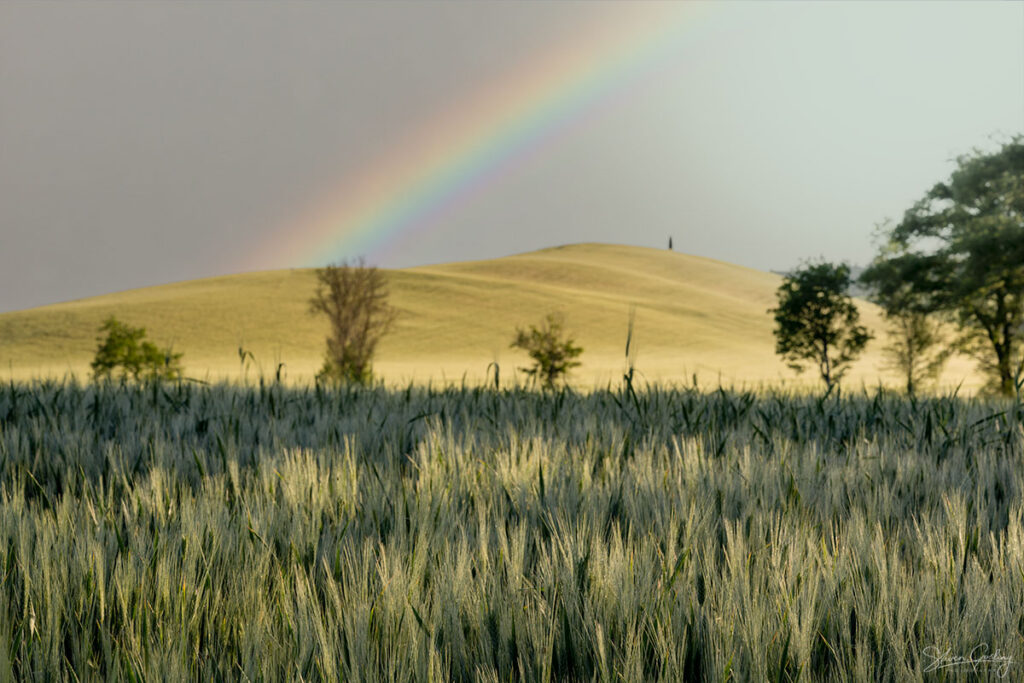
<box><xmin>1</xmin><ymin>1</ymin><xmax>1021</xmax><ymax>313</ymax></box>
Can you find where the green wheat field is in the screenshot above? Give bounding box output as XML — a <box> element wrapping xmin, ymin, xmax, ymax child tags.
<box><xmin>1</xmin><ymin>379</ymin><xmax>1021</xmax><ymax>680</ymax></box>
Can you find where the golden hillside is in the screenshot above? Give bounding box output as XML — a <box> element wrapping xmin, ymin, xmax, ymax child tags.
<box><xmin>0</xmin><ymin>243</ymin><xmax>979</xmax><ymax>389</ymax></box>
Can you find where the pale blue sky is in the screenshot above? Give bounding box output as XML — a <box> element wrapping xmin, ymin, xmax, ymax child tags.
<box><xmin>1</xmin><ymin>1</ymin><xmax>1021</xmax><ymax>312</ymax></box>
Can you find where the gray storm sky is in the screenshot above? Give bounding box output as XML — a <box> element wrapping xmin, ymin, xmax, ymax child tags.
<box><xmin>1</xmin><ymin>1</ymin><xmax>1022</xmax><ymax>313</ymax></box>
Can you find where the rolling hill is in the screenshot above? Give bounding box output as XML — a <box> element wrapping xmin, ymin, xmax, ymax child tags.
<box><xmin>0</xmin><ymin>243</ymin><xmax>980</xmax><ymax>389</ymax></box>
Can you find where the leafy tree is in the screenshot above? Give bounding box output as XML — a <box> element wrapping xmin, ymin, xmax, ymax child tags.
<box><xmin>309</xmin><ymin>260</ymin><xmax>398</xmax><ymax>384</ymax></box>
<box><xmin>769</xmin><ymin>262</ymin><xmax>872</xmax><ymax>392</ymax></box>
<box><xmin>91</xmin><ymin>317</ymin><xmax>183</xmax><ymax>381</ymax></box>
<box><xmin>511</xmin><ymin>313</ymin><xmax>583</xmax><ymax>390</ymax></box>
<box><xmin>860</xmin><ymin>248</ymin><xmax>950</xmax><ymax>395</ymax></box>
<box><xmin>864</xmin><ymin>137</ymin><xmax>1024</xmax><ymax>396</ymax></box>
<box><xmin>879</xmin><ymin>310</ymin><xmax>950</xmax><ymax>396</ymax></box>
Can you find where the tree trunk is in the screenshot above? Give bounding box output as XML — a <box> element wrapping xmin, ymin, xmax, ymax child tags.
<box><xmin>821</xmin><ymin>340</ymin><xmax>832</xmax><ymax>392</ymax></box>
<box><xmin>997</xmin><ymin>354</ymin><xmax>1014</xmax><ymax>397</ymax></box>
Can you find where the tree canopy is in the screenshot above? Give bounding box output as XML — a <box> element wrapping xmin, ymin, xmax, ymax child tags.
<box><xmin>858</xmin><ymin>249</ymin><xmax>950</xmax><ymax>395</ymax></box>
<box><xmin>861</xmin><ymin>137</ymin><xmax>1024</xmax><ymax>396</ymax></box>
<box><xmin>511</xmin><ymin>313</ymin><xmax>583</xmax><ymax>390</ymax></box>
<box><xmin>91</xmin><ymin>317</ymin><xmax>182</xmax><ymax>381</ymax></box>
<box><xmin>309</xmin><ymin>260</ymin><xmax>398</xmax><ymax>385</ymax></box>
<box><xmin>770</xmin><ymin>262</ymin><xmax>872</xmax><ymax>392</ymax></box>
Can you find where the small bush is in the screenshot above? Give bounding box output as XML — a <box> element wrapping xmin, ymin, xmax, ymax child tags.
<box><xmin>91</xmin><ymin>316</ymin><xmax>182</xmax><ymax>381</ymax></box>
<box><xmin>511</xmin><ymin>312</ymin><xmax>583</xmax><ymax>389</ymax></box>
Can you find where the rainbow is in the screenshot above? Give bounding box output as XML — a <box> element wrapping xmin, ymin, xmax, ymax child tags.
<box><xmin>242</xmin><ymin>3</ymin><xmax>709</xmax><ymax>270</ymax></box>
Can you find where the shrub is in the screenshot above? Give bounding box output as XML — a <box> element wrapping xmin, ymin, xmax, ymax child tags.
<box><xmin>511</xmin><ymin>312</ymin><xmax>583</xmax><ymax>389</ymax></box>
<box><xmin>91</xmin><ymin>316</ymin><xmax>182</xmax><ymax>381</ymax></box>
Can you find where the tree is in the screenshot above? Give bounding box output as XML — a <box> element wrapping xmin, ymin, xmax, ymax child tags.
<box><xmin>91</xmin><ymin>317</ymin><xmax>183</xmax><ymax>381</ymax></box>
<box><xmin>860</xmin><ymin>248</ymin><xmax>950</xmax><ymax>395</ymax></box>
<box><xmin>879</xmin><ymin>310</ymin><xmax>951</xmax><ymax>396</ymax></box>
<box><xmin>309</xmin><ymin>260</ymin><xmax>398</xmax><ymax>384</ymax></box>
<box><xmin>864</xmin><ymin>137</ymin><xmax>1024</xmax><ymax>396</ymax></box>
<box><xmin>769</xmin><ymin>262</ymin><xmax>872</xmax><ymax>392</ymax></box>
<box><xmin>511</xmin><ymin>313</ymin><xmax>583</xmax><ymax>390</ymax></box>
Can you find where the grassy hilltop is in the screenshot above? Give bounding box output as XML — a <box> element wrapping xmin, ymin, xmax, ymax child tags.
<box><xmin>0</xmin><ymin>243</ymin><xmax>979</xmax><ymax>389</ymax></box>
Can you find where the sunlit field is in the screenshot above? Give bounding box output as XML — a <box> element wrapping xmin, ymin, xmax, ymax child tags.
<box><xmin>2</xmin><ymin>379</ymin><xmax>1021</xmax><ymax>680</ymax></box>
<box><xmin>0</xmin><ymin>244</ymin><xmax>981</xmax><ymax>390</ymax></box>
